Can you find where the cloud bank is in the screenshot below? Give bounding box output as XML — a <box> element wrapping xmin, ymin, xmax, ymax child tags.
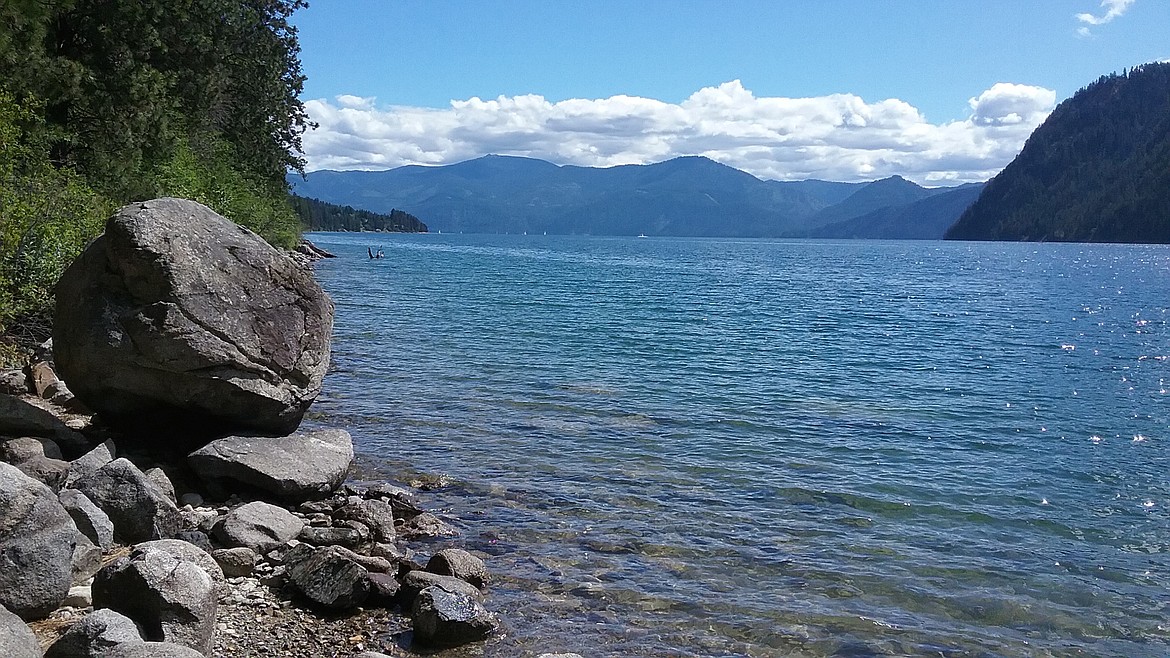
<box><xmin>1076</xmin><ymin>0</ymin><xmax>1135</xmax><ymax>36</ymax></box>
<box><xmin>302</xmin><ymin>80</ymin><xmax>1056</xmax><ymax>184</ymax></box>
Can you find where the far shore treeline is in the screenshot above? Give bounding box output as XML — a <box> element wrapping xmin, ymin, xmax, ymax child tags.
<box><xmin>290</xmin><ymin>195</ymin><xmax>428</xmax><ymax>233</ymax></box>
<box><xmin>0</xmin><ymin>0</ymin><xmax>313</xmax><ymax>358</ymax></box>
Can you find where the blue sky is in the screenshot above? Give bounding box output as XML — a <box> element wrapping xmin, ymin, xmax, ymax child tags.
<box><xmin>292</xmin><ymin>0</ymin><xmax>1168</xmax><ymax>184</ymax></box>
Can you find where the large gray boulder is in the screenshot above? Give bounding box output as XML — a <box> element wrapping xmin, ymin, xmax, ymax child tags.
<box><xmin>72</xmin><ymin>459</ymin><xmax>182</xmax><ymax>544</ymax></box>
<box><xmin>214</xmin><ymin>501</ymin><xmax>303</xmax><ymax>553</ymax></box>
<box><xmin>92</xmin><ymin>546</ymin><xmax>217</xmax><ymax>656</ymax></box>
<box><xmin>0</xmin><ymin>603</ymin><xmax>42</xmax><ymax>658</ymax></box>
<box><xmin>53</xmin><ymin>198</ymin><xmax>334</xmax><ymax>439</ymax></box>
<box><xmin>45</xmin><ymin>607</ymin><xmax>143</xmax><ymax>658</ymax></box>
<box><xmin>188</xmin><ymin>428</ymin><xmax>353</xmax><ymax>501</ymax></box>
<box><xmin>0</xmin><ymin>461</ymin><xmax>77</xmax><ymax>620</ymax></box>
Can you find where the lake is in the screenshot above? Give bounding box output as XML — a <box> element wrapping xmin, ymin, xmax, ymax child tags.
<box><xmin>304</xmin><ymin>232</ymin><xmax>1170</xmax><ymax>657</ymax></box>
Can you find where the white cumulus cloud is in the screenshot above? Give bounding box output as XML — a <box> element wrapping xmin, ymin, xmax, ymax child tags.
<box><xmin>301</xmin><ymin>80</ymin><xmax>1057</xmax><ymax>184</ymax></box>
<box><xmin>1076</xmin><ymin>0</ymin><xmax>1135</xmax><ymax>36</ymax></box>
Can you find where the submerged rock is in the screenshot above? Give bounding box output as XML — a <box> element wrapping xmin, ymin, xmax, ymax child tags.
<box><xmin>411</xmin><ymin>585</ymin><xmax>498</xmax><ymax>648</ymax></box>
<box><xmin>53</xmin><ymin>198</ymin><xmax>334</xmax><ymax>440</ymax></box>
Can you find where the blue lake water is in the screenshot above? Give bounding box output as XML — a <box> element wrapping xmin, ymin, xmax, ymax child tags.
<box><xmin>304</xmin><ymin>232</ymin><xmax>1170</xmax><ymax>657</ymax></box>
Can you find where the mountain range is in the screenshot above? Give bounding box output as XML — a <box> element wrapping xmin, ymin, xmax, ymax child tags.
<box><xmin>289</xmin><ymin>155</ymin><xmax>982</xmax><ymax>239</ymax></box>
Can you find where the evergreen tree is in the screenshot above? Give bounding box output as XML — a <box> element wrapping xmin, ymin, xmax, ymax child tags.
<box><xmin>946</xmin><ymin>63</ymin><xmax>1170</xmax><ymax>243</ymax></box>
<box><xmin>0</xmin><ymin>0</ymin><xmax>314</xmax><ymax>357</ymax></box>
<box><xmin>290</xmin><ymin>195</ymin><xmax>429</xmax><ymax>233</ymax></box>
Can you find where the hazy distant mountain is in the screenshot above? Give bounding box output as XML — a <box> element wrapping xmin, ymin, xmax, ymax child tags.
<box><xmin>946</xmin><ymin>62</ymin><xmax>1170</xmax><ymax>243</ymax></box>
<box><xmin>290</xmin><ymin>155</ymin><xmax>977</xmax><ymax>238</ymax></box>
<box><xmin>811</xmin><ymin>184</ymin><xmax>985</xmax><ymax>239</ymax></box>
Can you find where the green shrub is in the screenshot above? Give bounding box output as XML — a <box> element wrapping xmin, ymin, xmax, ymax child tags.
<box><xmin>152</xmin><ymin>134</ymin><xmax>300</xmax><ymax>248</ymax></box>
<box><xmin>0</xmin><ymin>92</ymin><xmax>111</xmax><ymax>346</ymax></box>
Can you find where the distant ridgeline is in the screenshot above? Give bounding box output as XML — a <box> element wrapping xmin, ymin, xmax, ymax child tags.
<box><xmin>289</xmin><ymin>156</ymin><xmax>981</xmax><ymax>239</ymax></box>
<box><xmin>290</xmin><ymin>194</ymin><xmax>427</xmax><ymax>233</ymax></box>
<box><xmin>947</xmin><ymin>62</ymin><xmax>1170</xmax><ymax>243</ymax></box>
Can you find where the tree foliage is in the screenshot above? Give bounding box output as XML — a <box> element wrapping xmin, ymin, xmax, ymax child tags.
<box><xmin>0</xmin><ymin>0</ymin><xmax>312</xmax><ymax>349</ymax></box>
<box><xmin>946</xmin><ymin>62</ymin><xmax>1170</xmax><ymax>243</ymax></box>
<box><xmin>290</xmin><ymin>195</ymin><xmax>429</xmax><ymax>233</ymax></box>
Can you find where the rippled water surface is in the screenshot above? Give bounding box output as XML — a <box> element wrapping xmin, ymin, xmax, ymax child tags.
<box><xmin>305</xmin><ymin>233</ymin><xmax>1170</xmax><ymax>657</ymax></box>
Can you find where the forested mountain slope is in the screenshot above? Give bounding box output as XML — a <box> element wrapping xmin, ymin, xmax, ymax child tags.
<box><xmin>291</xmin><ymin>195</ymin><xmax>427</xmax><ymax>232</ymax></box>
<box><xmin>946</xmin><ymin>63</ymin><xmax>1170</xmax><ymax>243</ymax></box>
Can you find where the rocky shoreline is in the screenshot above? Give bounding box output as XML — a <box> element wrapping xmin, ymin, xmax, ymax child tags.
<box><xmin>0</xmin><ymin>199</ymin><xmax>581</xmax><ymax>658</ymax></box>
<box><xmin>1</xmin><ymin>381</ymin><xmax>505</xmax><ymax>657</ymax></box>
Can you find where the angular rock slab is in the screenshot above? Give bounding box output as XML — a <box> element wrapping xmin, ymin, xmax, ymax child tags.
<box><xmin>53</xmin><ymin>198</ymin><xmax>334</xmax><ymax>439</ymax></box>
<box><xmin>72</xmin><ymin>459</ymin><xmax>182</xmax><ymax>544</ymax></box>
<box><xmin>70</xmin><ymin>532</ymin><xmax>104</xmax><ymax>585</ymax></box>
<box><xmin>93</xmin><ymin>546</ymin><xmax>217</xmax><ymax>656</ymax></box>
<box><xmin>400</xmin><ymin>571</ymin><xmax>483</xmax><ymax>611</ymax></box>
<box><xmin>188</xmin><ymin>428</ymin><xmax>353</xmax><ymax>501</ymax></box>
<box><xmin>210</xmin><ymin>547</ymin><xmax>257</xmax><ymax>578</ymax></box>
<box><xmin>336</xmin><ymin>496</ymin><xmax>395</xmax><ymax>542</ymax></box>
<box><xmin>0</xmin><ymin>394</ymin><xmax>88</xmax><ymax>450</ymax></box>
<box><xmin>215</xmin><ymin>500</ymin><xmax>304</xmax><ymax>553</ymax></box>
<box><xmin>0</xmin><ymin>461</ymin><xmax>77</xmax><ymax>620</ymax></box>
<box><xmin>59</xmin><ymin>489</ymin><xmax>115</xmax><ymax>549</ymax></box>
<box><xmin>286</xmin><ymin>545</ymin><xmax>370</xmax><ymax>610</ymax></box>
<box><xmin>64</xmin><ymin>440</ymin><xmax>115</xmax><ymax>489</ymax></box>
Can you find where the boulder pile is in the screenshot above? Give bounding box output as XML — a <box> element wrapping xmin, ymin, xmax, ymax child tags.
<box><xmin>0</xmin><ymin>200</ymin><xmax>523</xmax><ymax>657</ymax></box>
<box><xmin>0</xmin><ymin>374</ymin><xmax>499</xmax><ymax>656</ymax></box>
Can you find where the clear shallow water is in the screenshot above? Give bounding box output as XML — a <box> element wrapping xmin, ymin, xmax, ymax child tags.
<box><xmin>305</xmin><ymin>233</ymin><xmax>1170</xmax><ymax>657</ymax></box>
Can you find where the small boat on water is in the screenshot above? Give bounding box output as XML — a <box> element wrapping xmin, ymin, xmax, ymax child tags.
<box><xmin>637</xmin><ymin>233</ymin><xmax>648</xmax><ymax>238</ymax></box>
